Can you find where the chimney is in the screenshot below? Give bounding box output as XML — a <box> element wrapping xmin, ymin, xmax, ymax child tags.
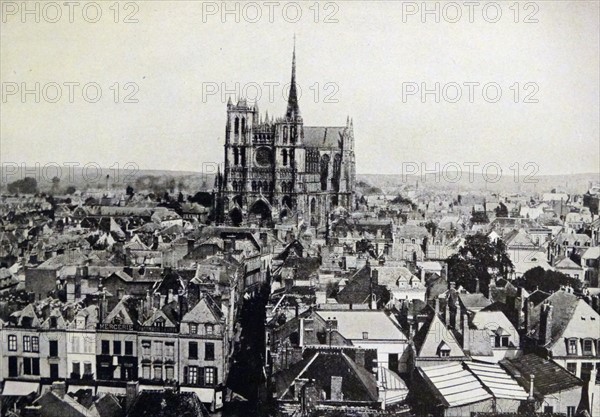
<box><xmin>187</xmin><ymin>238</ymin><xmax>195</xmax><ymax>254</ymax></box>
<box><xmin>168</xmin><ymin>289</ymin><xmax>174</xmax><ymax>304</ymax></box>
<box><xmin>50</xmin><ymin>381</ymin><xmax>66</xmax><ymax>399</ymax></box>
<box><xmin>475</xmin><ymin>278</ymin><xmax>480</xmax><ymax>294</ymax></box>
<box><xmin>355</xmin><ymin>349</ymin><xmax>366</xmax><ymax>368</ymax></box>
<box><xmin>445</xmin><ymin>301</ymin><xmax>451</xmax><ymax>326</ymax></box>
<box><xmin>528</xmin><ymin>374</ymin><xmax>535</xmax><ymax>400</ymax></box>
<box><xmin>462</xmin><ymin>315</ymin><xmax>470</xmax><ymax>352</ymax></box>
<box><xmin>454</xmin><ymin>300</ymin><xmax>460</xmax><ymax>329</ymax></box>
<box><xmin>488</xmin><ymin>277</ymin><xmax>496</xmax><ymax>302</ymax></box>
<box><xmin>330</xmin><ymin>376</ymin><xmax>343</xmax><ymax>401</ymax></box>
<box><xmin>434</xmin><ymin>298</ymin><xmax>440</xmax><ymax>315</ymax></box>
<box><xmin>126</xmin><ymin>381</ymin><xmax>139</xmax><ymax>411</ymax></box>
<box><xmin>159</xmin><ymin>294</ymin><xmax>166</xmax><ymax>308</ymax></box>
<box><xmin>145</xmin><ymin>290</ymin><xmax>152</xmax><ymax>315</ymax></box>
<box><xmin>524</xmin><ymin>300</ymin><xmax>534</xmax><ymax>332</ymax></box>
<box><xmin>539</xmin><ymin>303</ymin><xmax>553</xmax><ymax>346</ymax></box>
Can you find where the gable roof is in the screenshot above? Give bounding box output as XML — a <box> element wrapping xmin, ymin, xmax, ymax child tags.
<box><xmin>315</xmin><ymin>310</ymin><xmax>407</xmax><ymax>341</ymax></box>
<box><xmin>413</xmin><ymin>314</ymin><xmax>465</xmax><ymax>358</ymax></box>
<box><xmin>276</xmin><ymin>351</ymin><xmax>378</xmax><ymax>402</ymax></box>
<box><xmin>181</xmin><ymin>294</ymin><xmax>223</xmax><ymax>324</ymax></box>
<box><xmin>463</xmin><ymin>361</ymin><xmax>528</xmax><ymax>401</ymax></box>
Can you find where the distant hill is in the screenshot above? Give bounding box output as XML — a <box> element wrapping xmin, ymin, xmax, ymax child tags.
<box><xmin>1</xmin><ymin>166</ymin><xmax>598</xmax><ymax>196</ymax></box>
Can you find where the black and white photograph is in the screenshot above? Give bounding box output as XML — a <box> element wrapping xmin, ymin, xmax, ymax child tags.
<box><xmin>0</xmin><ymin>1</ymin><xmax>599</xmax><ymax>416</ymax></box>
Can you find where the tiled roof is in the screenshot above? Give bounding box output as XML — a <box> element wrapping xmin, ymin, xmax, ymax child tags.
<box><xmin>500</xmin><ymin>354</ymin><xmax>583</xmax><ymax>397</ymax></box>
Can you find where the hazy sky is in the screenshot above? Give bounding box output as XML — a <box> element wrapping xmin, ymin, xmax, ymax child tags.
<box><xmin>1</xmin><ymin>1</ymin><xmax>599</xmax><ymax>177</ymax></box>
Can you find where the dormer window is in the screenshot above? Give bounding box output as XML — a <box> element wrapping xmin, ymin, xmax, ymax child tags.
<box><xmin>438</xmin><ymin>341</ymin><xmax>451</xmax><ymax>357</ymax></box>
<box><xmin>190</xmin><ymin>323</ymin><xmax>198</xmax><ymax>334</ymax></box>
<box><xmin>568</xmin><ymin>338</ymin><xmax>578</xmax><ymax>355</ymax></box>
<box><xmin>154</xmin><ymin>317</ymin><xmax>165</xmax><ymax>328</ymax></box>
<box><xmin>205</xmin><ymin>324</ymin><xmax>214</xmax><ymax>335</ymax></box>
<box><xmin>583</xmin><ymin>339</ymin><xmax>594</xmax><ymax>355</ymax></box>
<box><xmin>362</xmin><ymin>332</ymin><xmax>369</xmax><ymax>339</ymax></box>
<box><xmin>50</xmin><ymin>317</ymin><xmax>57</xmax><ymax>328</ymax></box>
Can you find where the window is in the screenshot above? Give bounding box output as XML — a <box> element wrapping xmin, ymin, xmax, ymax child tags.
<box><xmin>583</xmin><ymin>339</ymin><xmax>594</xmax><ymax>355</ymax></box>
<box><xmin>8</xmin><ymin>335</ymin><xmax>17</xmax><ymax>351</ymax></box>
<box><xmin>567</xmin><ymin>362</ymin><xmax>577</xmax><ymax>374</ymax></box>
<box><xmin>84</xmin><ymin>362</ymin><xmax>92</xmax><ymax>376</ymax></box>
<box><xmin>72</xmin><ymin>361</ymin><xmax>81</xmax><ymax>376</ymax></box>
<box><xmin>568</xmin><ymin>338</ymin><xmax>578</xmax><ymax>355</ymax></box>
<box><xmin>49</xmin><ymin>340</ymin><xmax>58</xmax><ymax>357</ymax></box>
<box><xmin>113</xmin><ymin>341</ymin><xmax>121</xmax><ymax>355</ymax></box>
<box><xmin>101</xmin><ymin>340</ymin><xmax>110</xmax><ymax>354</ymax></box>
<box><xmin>125</xmin><ymin>341</ymin><xmax>133</xmax><ymax>355</ymax></box>
<box><xmin>50</xmin><ymin>317</ymin><xmax>57</xmax><ymax>328</ymax></box>
<box><xmin>23</xmin><ymin>358</ymin><xmax>40</xmax><ymax>376</ymax></box>
<box><xmin>165</xmin><ymin>342</ymin><xmax>175</xmax><ymax>359</ymax></box>
<box><xmin>581</xmin><ymin>362</ymin><xmax>594</xmax><ymax>380</ymax></box>
<box><xmin>142</xmin><ymin>340</ymin><xmax>151</xmax><ymax>357</ymax></box>
<box><xmin>188</xmin><ymin>366</ymin><xmax>198</xmax><ymax>384</ymax></box>
<box><xmin>205</xmin><ymin>367</ymin><xmax>216</xmax><ymax>385</ymax></box>
<box><xmin>23</xmin><ymin>336</ymin><xmax>31</xmax><ymax>352</ymax></box>
<box><xmin>205</xmin><ymin>343</ymin><xmax>215</xmax><ymax>361</ymax></box>
<box><xmin>439</xmin><ymin>350</ymin><xmax>450</xmax><ymax>357</ymax></box>
<box><xmin>153</xmin><ymin>365</ymin><xmax>162</xmax><ymax>380</ymax></box>
<box><xmin>501</xmin><ymin>336</ymin><xmax>509</xmax><ymax>347</ymax></box>
<box><xmin>544</xmin><ymin>406</ymin><xmax>554</xmax><ymax>414</ymax></box>
<box><xmin>142</xmin><ymin>364</ymin><xmax>151</xmax><ymax>379</ymax></box>
<box><xmin>166</xmin><ymin>366</ymin><xmax>174</xmax><ymax>380</ymax></box>
<box><xmin>189</xmin><ymin>342</ymin><xmax>198</xmax><ymax>359</ymax></box>
<box><xmin>567</xmin><ymin>406</ymin><xmax>576</xmax><ymax>417</ymax></box>
<box><xmin>205</xmin><ymin>324</ymin><xmax>214</xmax><ymax>335</ymax></box>
<box><xmin>24</xmin><ymin>358</ymin><xmax>32</xmax><ymax>375</ymax></box>
<box><xmin>32</xmin><ymin>336</ymin><xmax>39</xmax><ymax>353</ymax></box>
<box><xmin>8</xmin><ymin>357</ymin><xmax>18</xmax><ymax>377</ymax></box>
<box><xmin>153</xmin><ymin>341</ymin><xmax>163</xmax><ymax>357</ymax></box>
<box><xmin>190</xmin><ymin>323</ymin><xmax>198</xmax><ymax>334</ymax></box>
<box><xmin>362</xmin><ymin>332</ymin><xmax>369</xmax><ymax>340</ymax></box>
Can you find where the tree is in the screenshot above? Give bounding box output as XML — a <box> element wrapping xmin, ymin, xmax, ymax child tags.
<box><xmin>126</xmin><ymin>185</ymin><xmax>134</xmax><ymax>197</ymax></box>
<box><xmin>446</xmin><ymin>233</ymin><xmax>513</xmax><ymax>294</ymax></box>
<box><xmin>495</xmin><ymin>202</ymin><xmax>509</xmax><ymax>217</ymax></box>
<box><xmin>516</xmin><ymin>266</ymin><xmax>582</xmax><ymax>293</ymax></box>
<box><xmin>425</xmin><ymin>220</ymin><xmax>438</xmax><ymax>237</ymax></box>
<box><xmin>50</xmin><ymin>176</ymin><xmax>60</xmax><ymax>194</ymax></box>
<box><xmin>7</xmin><ymin>177</ymin><xmax>38</xmax><ymax>194</ymax></box>
<box><xmin>65</xmin><ymin>185</ymin><xmax>76</xmax><ymax>195</ymax></box>
<box><xmin>471</xmin><ymin>211</ymin><xmax>489</xmax><ymax>224</ymax></box>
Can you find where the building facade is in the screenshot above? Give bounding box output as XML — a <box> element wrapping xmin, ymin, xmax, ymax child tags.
<box><xmin>216</xmin><ymin>44</ymin><xmax>356</xmax><ymax>228</ymax></box>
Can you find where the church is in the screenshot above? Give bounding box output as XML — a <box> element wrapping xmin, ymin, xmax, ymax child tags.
<box><xmin>215</xmin><ymin>43</ymin><xmax>356</xmax><ymax>229</ymax></box>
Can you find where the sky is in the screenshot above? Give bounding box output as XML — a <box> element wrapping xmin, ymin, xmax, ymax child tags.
<box><xmin>1</xmin><ymin>0</ymin><xmax>599</xmax><ymax>177</ymax></box>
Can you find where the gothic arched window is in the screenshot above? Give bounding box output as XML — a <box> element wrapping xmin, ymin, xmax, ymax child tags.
<box><xmin>252</xmin><ymin>181</ymin><xmax>257</xmax><ymax>192</ymax></box>
<box><xmin>320</xmin><ymin>154</ymin><xmax>330</xmax><ymax>191</ymax></box>
<box><xmin>233</xmin><ymin>147</ymin><xmax>239</xmax><ymax>166</ymax></box>
<box><xmin>283</xmin><ymin>126</ymin><xmax>288</xmax><ymax>143</ymax></box>
<box><xmin>282</xmin><ymin>149</ymin><xmax>288</xmax><ymax>166</ymax></box>
<box><xmin>241</xmin><ymin>117</ymin><xmax>246</xmax><ymax>134</ymax></box>
<box><xmin>234</xmin><ymin>117</ymin><xmax>239</xmax><ymax>135</ymax></box>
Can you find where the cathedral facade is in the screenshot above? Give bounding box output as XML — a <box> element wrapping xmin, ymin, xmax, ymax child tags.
<box><xmin>215</xmin><ymin>45</ymin><xmax>356</xmax><ymax>228</ymax></box>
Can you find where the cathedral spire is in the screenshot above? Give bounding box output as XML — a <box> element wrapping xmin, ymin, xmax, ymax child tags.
<box><xmin>286</xmin><ymin>34</ymin><xmax>301</xmax><ymax>119</ymax></box>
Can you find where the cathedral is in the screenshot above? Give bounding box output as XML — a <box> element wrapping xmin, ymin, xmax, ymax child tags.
<box><xmin>215</xmin><ymin>43</ymin><xmax>356</xmax><ymax>228</ymax></box>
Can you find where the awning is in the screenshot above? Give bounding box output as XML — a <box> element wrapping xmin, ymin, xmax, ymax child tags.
<box><xmin>180</xmin><ymin>386</ymin><xmax>214</xmax><ymax>403</ymax></box>
<box><xmin>96</xmin><ymin>386</ymin><xmax>126</xmax><ymax>395</ymax></box>
<box><xmin>1</xmin><ymin>381</ymin><xmax>40</xmax><ymax>396</ymax></box>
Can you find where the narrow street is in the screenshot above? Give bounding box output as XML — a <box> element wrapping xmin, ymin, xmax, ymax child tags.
<box><xmin>222</xmin><ymin>284</ymin><xmax>271</xmax><ymax>416</ymax></box>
